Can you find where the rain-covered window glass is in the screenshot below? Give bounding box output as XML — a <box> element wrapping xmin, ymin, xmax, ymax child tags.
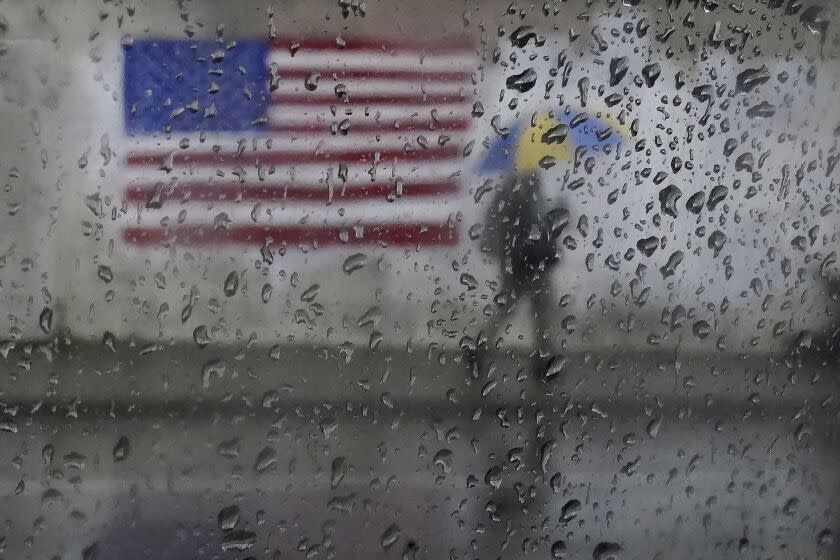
<box><xmin>1</xmin><ymin>0</ymin><xmax>839</xmax><ymax>558</ymax></box>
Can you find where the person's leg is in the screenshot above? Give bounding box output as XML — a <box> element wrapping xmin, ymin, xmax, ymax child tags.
<box><xmin>475</xmin><ymin>273</ymin><xmax>519</xmax><ymax>368</ymax></box>
<box><xmin>495</xmin><ymin>276</ymin><xmax>555</xmax><ymax>560</ymax></box>
<box><xmin>531</xmin><ymin>265</ymin><xmax>556</xmax><ymax>359</ymax></box>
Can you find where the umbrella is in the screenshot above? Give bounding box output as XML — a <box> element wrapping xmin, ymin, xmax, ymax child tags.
<box><xmin>479</xmin><ymin>107</ymin><xmax>628</xmax><ymax>174</ymax></box>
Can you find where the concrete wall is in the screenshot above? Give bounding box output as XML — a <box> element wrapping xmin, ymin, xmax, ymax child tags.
<box><xmin>1</xmin><ymin>0</ymin><xmax>839</xmax><ymax>354</ymax></box>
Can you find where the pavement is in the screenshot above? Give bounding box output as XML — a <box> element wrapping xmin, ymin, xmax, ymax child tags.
<box><xmin>0</xmin><ymin>340</ymin><xmax>837</xmax><ymax>560</ymax></box>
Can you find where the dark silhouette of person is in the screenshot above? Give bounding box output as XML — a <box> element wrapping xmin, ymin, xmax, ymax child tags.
<box><xmin>460</xmin><ymin>170</ymin><xmax>568</xmax><ymax>558</ymax></box>
<box><xmin>476</xmin><ymin>170</ymin><xmax>567</xmax><ymax>365</ymax></box>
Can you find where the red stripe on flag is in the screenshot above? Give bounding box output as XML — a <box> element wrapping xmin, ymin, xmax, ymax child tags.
<box><xmin>123</xmin><ymin>223</ymin><xmax>458</xmax><ymax>247</ymax></box>
<box><xmin>273</xmin><ymin>69</ymin><xmax>473</xmax><ymax>81</ymax></box>
<box><xmin>270</xmin><ymin>94</ymin><xmax>469</xmax><ymax>106</ymax></box>
<box><xmin>267</xmin><ymin>119</ymin><xmax>470</xmax><ymax>133</ymax></box>
<box><xmin>124</xmin><ymin>145</ymin><xmax>460</xmax><ymax>167</ymax></box>
<box><xmin>124</xmin><ymin>181</ymin><xmax>457</xmax><ymax>204</ymax></box>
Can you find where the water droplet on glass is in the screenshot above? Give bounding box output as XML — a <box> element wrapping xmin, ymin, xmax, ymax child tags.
<box><xmin>552</xmin><ymin>540</ymin><xmax>568</xmax><ymax>558</ymax></box>
<box><xmin>261</xmin><ymin>283</ymin><xmax>273</xmax><ymax>303</ymax></box>
<box><xmin>82</xmin><ymin>542</ymin><xmax>100</xmax><ymax>560</ymax></box>
<box><xmin>42</xmin><ymin>488</ymin><xmax>63</xmax><ymax>507</ymax></box>
<box><xmin>331</xmin><ymin>456</ymin><xmax>347</xmax><ymax>488</ymax></box>
<box><xmin>97</xmin><ymin>265</ymin><xmax>114</xmax><ymax>283</ymax></box>
<box><xmin>609</xmin><ymin>57</ymin><xmax>629</xmax><ymax>86</ymax></box>
<box><xmin>221</xmin><ymin>530</ymin><xmax>257</xmax><ymax>552</ymax></box>
<box><xmin>113</xmin><ymin>436</ymin><xmax>130</xmax><ymax>462</ymax></box>
<box><xmin>592</xmin><ymin>542</ymin><xmax>623</xmax><ymax>560</ymax></box>
<box><xmin>485</xmin><ymin>465</ymin><xmax>503</xmax><ymax>489</ymax></box>
<box><xmin>343</xmin><ymin>253</ymin><xmax>367</xmax><ymax>274</ymax></box>
<box><xmin>747</xmin><ymin>101</ymin><xmax>775</xmax><ymax>119</ymax></box>
<box><xmin>506</xmin><ymin>68</ymin><xmax>538</xmax><ymax>93</ymax></box>
<box><xmin>202</xmin><ymin>359</ymin><xmax>226</xmax><ymax>388</ymax></box>
<box><xmin>509</xmin><ymin>25</ymin><xmax>538</xmax><ymax>48</ymax></box>
<box><xmin>217</xmin><ymin>438</ymin><xmax>240</xmax><ymax>459</ymax></box>
<box><xmin>658</xmin><ymin>185</ymin><xmax>682</xmax><ymax>218</ymax></box>
<box><xmin>707</xmin><ymin>185</ymin><xmax>727</xmax><ymax>210</ymax></box>
<box><xmin>578</xmin><ymin>77</ymin><xmax>590</xmax><ymax>106</ymax></box>
<box><xmin>42</xmin><ymin>444</ymin><xmax>54</xmax><ymax>465</ymax></box>
<box><xmin>542</xmin><ymin>123</ymin><xmax>569</xmax><ymax>145</ymax></box>
<box><xmin>708</xmin><ymin>230</ymin><xmax>727</xmax><ymax>257</ymax></box>
<box><xmin>641</xmin><ymin>63</ymin><xmax>660</xmax><ymax>87</ymax></box>
<box><xmin>545</xmin><ymin>355</ymin><xmax>566</xmax><ymax>379</ymax></box>
<box><xmin>193</xmin><ymin>325</ymin><xmax>210</xmax><ymax>347</ymax></box>
<box><xmin>636</xmin><ymin>236</ymin><xmax>659</xmax><ymax>257</ymax></box>
<box><xmin>218</xmin><ymin>505</ymin><xmax>240</xmax><ymax>531</ymax></box>
<box><xmin>782</xmin><ymin>497</ymin><xmax>799</xmax><ymax>516</ymax></box>
<box><xmin>305</xmin><ymin>71</ymin><xmax>320</xmax><ymax>91</ymax></box>
<box><xmin>660</xmin><ymin>251</ymin><xmax>683</xmax><ymax>278</ymax></box>
<box><xmin>818</xmin><ymin>529</ymin><xmax>834</xmax><ymax>546</ymax></box>
<box><xmin>39</xmin><ymin>307</ymin><xmax>52</xmax><ymax>334</ymax></box>
<box><xmin>800</xmin><ymin>6</ymin><xmax>829</xmax><ymax>37</ymax></box>
<box><xmin>381</xmin><ymin>523</ymin><xmax>402</xmax><ymax>550</ymax></box>
<box><xmin>560</xmin><ymin>498</ymin><xmax>581</xmax><ymax>523</ymax></box>
<box><xmin>736</xmin><ymin>65</ymin><xmax>770</xmax><ymax>93</ymax></box>
<box><xmin>255</xmin><ymin>446</ymin><xmax>277</xmax><ymax>473</ymax></box>
<box><xmin>693</xmin><ymin>320</ymin><xmax>711</xmax><ymax>340</ymax></box>
<box><xmin>223</xmin><ymin>271</ymin><xmax>239</xmax><ymax>297</ymax></box>
<box><xmin>433</xmin><ymin>449</ymin><xmax>454</xmax><ymax>474</ymax></box>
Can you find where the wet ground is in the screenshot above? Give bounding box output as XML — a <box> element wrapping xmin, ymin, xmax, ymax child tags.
<box><xmin>0</xmin><ymin>340</ymin><xmax>837</xmax><ymax>559</ymax></box>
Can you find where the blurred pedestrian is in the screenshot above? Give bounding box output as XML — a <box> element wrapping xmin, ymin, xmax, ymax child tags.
<box><xmin>470</xmin><ymin>170</ymin><xmax>568</xmax><ymax>367</ymax></box>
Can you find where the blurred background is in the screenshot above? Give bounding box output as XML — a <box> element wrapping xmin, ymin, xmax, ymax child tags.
<box><xmin>1</xmin><ymin>0</ymin><xmax>839</xmax><ymax>558</ymax></box>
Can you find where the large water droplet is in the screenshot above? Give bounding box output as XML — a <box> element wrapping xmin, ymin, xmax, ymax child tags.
<box><xmin>658</xmin><ymin>185</ymin><xmax>682</xmax><ymax>218</ymax></box>
<box><xmin>647</xmin><ymin>417</ymin><xmax>662</xmax><ymax>438</ymax></box>
<box><xmin>343</xmin><ymin>253</ymin><xmax>367</xmax><ymax>274</ymax></box>
<box><xmin>39</xmin><ymin>308</ymin><xmax>53</xmax><ymax>334</ymax></box>
<box><xmin>304</xmin><ymin>71</ymin><xmax>320</xmax><ymax>91</ymax></box>
<box><xmin>592</xmin><ymin>542</ymin><xmax>622</xmax><ymax>560</ymax></box>
<box><xmin>736</xmin><ymin>65</ymin><xmax>770</xmax><ymax>93</ymax></box>
<box><xmin>381</xmin><ymin>524</ymin><xmax>402</xmax><ymax>550</ymax></box>
<box><xmin>636</xmin><ymin>236</ymin><xmax>659</xmax><ymax>257</ymax></box>
<box><xmin>800</xmin><ymin>6</ymin><xmax>829</xmax><ymax>38</ymax></box>
<box><xmin>609</xmin><ymin>57</ymin><xmax>629</xmax><ymax>86</ymax></box>
<box><xmin>641</xmin><ymin>63</ymin><xmax>660</xmax><ymax>87</ymax></box>
<box><xmin>708</xmin><ymin>230</ymin><xmax>727</xmax><ymax>257</ymax></box>
<box><xmin>433</xmin><ymin>449</ymin><xmax>454</xmax><ymax>474</ymax></box>
<box><xmin>707</xmin><ymin>185</ymin><xmax>727</xmax><ymax>210</ymax></box>
<box><xmin>747</xmin><ymin>101</ymin><xmax>775</xmax><ymax>119</ymax></box>
<box><xmin>202</xmin><ymin>359</ymin><xmax>226</xmax><ymax>388</ymax></box>
<box><xmin>218</xmin><ymin>505</ymin><xmax>240</xmax><ymax>531</ymax></box>
<box><xmin>113</xmin><ymin>436</ymin><xmax>130</xmax><ymax>462</ymax></box>
<box><xmin>254</xmin><ymin>446</ymin><xmax>277</xmax><ymax>473</ymax></box>
<box><xmin>221</xmin><ymin>530</ymin><xmax>257</xmax><ymax>552</ymax></box>
<box><xmin>42</xmin><ymin>444</ymin><xmax>54</xmax><ymax>465</ymax></box>
<box><xmin>552</xmin><ymin>540</ymin><xmax>568</xmax><ymax>558</ymax></box>
<box><xmin>193</xmin><ymin>325</ymin><xmax>210</xmax><ymax>347</ymax></box>
<box><xmin>331</xmin><ymin>456</ymin><xmax>347</xmax><ymax>488</ymax></box>
<box><xmin>542</xmin><ymin>123</ymin><xmax>569</xmax><ymax>144</ymax></box>
<box><xmin>818</xmin><ymin>529</ymin><xmax>834</xmax><ymax>546</ymax></box>
<box><xmin>693</xmin><ymin>320</ymin><xmax>711</xmax><ymax>340</ymax></box>
<box><xmin>783</xmin><ymin>497</ymin><xmax>800</xmax><ymax>516</ymax></box>
<box><xmin>223</xmin><ymin>271</ymin><xmax>239</xmax><ymax>297</ymax></box>
<box><xmin>506</xmin><ymin>68</ymin><xmax>538</xmax><ymax>93</ymax></box>
<box><xmin>560</xmin><ymin>499</ymin><xmax>581</xmax><ymax>523</ymax></box>
<box><xmin>660</xmin><ymin>251</ymin><xmax>684</xmax><ymax>278</ymax></box>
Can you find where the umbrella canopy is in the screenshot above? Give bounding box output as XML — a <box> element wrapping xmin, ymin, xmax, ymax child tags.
<box><xmin>479</xmin><ymin>108</ymin><xmax>629</xmax><ymax>174</ymax></box>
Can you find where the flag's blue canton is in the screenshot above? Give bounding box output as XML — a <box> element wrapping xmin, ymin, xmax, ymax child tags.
<box><xmin>123</xmin><ymin>39</ymin><xmax>269</xmax><ymax>134</ymax></box>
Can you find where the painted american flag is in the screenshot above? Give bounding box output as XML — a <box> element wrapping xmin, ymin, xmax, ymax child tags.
<box><xmin>121</xmin><ymin>36</ymin><xmax>477</xmax><ymax>249</ymax></box>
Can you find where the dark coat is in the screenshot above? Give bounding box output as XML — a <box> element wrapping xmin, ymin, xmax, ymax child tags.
<box><xmin>483</xmin><ymin>173</ymin><xmax>567</xmax><ymax>285</ymax></box>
